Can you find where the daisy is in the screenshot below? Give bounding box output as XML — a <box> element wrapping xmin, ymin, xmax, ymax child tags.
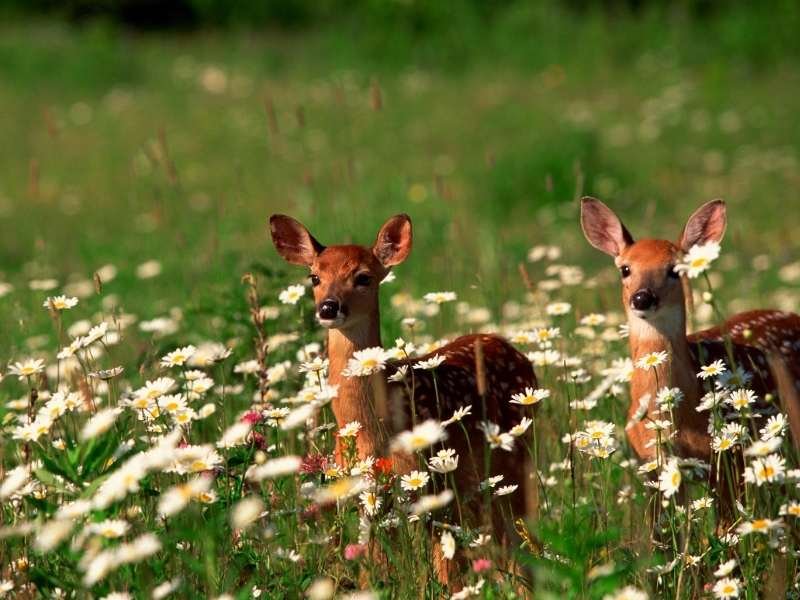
<box><xmin>246</xmin><ymin>456</ymin><xmax>302</xmax><ymax>481</ymax></box>
<box><xmin>659</xmin><ymin>458</ymin><xmax>682</xmax><ymax>498</ymax></box>
<box><xmin>635</xmin><ymin>351</ymin><xmax>668</xmax><ymax>370</ymax></box>
<box><xmin>698</xmin><ymin>360</ymin><xmax>727</xmax><ymax>380</ymax></box>
<box><xmin>428</xmin><ymin>449</ymin><xmax>459</xmax><ymax>473</ymax></box>
<box><xmin>744</xmin><ymin>437</ymin><xmax>783</xmax><ymax>457</ymax></box>
<box><xmin>692</xmin><ymin>496</ymin><xmax>714</xmax><ymax>511</ymax></box>
<box><xmin>509</xmin><ymin>418</ymin><xmax>533</xmax><ymax>437</ymax></box>
<box><xmin>80</xmin><ymin>408</ymin><xmax>122</xmax><ymax>440</ymax></box>
<box><xmin>494</xmin><ymin>484</ymin><xmax>518</xmax><ymax>496</ymax></box>
<box><xmin>510</xmin><ymin>387</ymin><xmax>550</xmax><ymax>406</ymax></box>
<box><xmin>81</xmin><ymin>322</ymin><xmax>109</xmax><ymax>347</ymax></box>
<box><xmin>727</xmin><ymin>389</ymin><xmax>757</xmax><ymax>411</ymax></box>
<box><xmin>391</xmin><ymin>420</ymin><xmax>446</xmax><ymax>453</ymax></box>
<box><xmin>387</xmin><ymin>365</ymin><xmax>408</xmax><ymax>382</ymax></box>
<box><xmin>760</xmin><ymin>414</ymin><xmax>787</xmax><ymax>440</ymax></box>
<box><xmin>423</xmin><ymin>291</ymin><xmax>457</xmax><ymax>304</ymax></box>
<box><xmin>338</xmin><ymin>421</ymin><xmax>362</xmax><ymax>438</ymax></box>
<box><xmin>278</xmin><ymin>284</ymin><xmax>306</xmax><ymax>305</ymax></box>
<box><xmin>441</xmin><ymin>405</ymin><xmax>472</xmax><ymax>427</ymax></box>
<box><xmin>359</xmin><ymin>491</ymin><xmax>382</xmax><ymax>516</ymax></box>
<box><xmin>602</xmin><ymin>586</ymin><xmax>648</xmax><ymax>600</ymax></box>
<box><xmin>87</xmin><ymin>519</ymin><xmax>130</xmax><ymax>539</ymax></box>
<box><xmin>342</xmin><ymin>347</ymin><xmax>388</xmax><ymax>377</ymax></box>
<box><xmin>546</xmin><ymin>302</ymin><xmax>572</xmax><ymax>316</ymax></box>
<box><xmin>409</xmin><ymin>490</ymin><xmax>454</xmax><ymax>516</ymax></box>
<box><xmin>43</xmin><ymin>295</ymin><xmax>78</xmax><ymax>311</ymax></box>
<box><xmin>413</xmin><ymin>355</ymin><xmax>445</xmax><ymax>370</ymax></box>
<box><xmin>736</xmin><ymin>517</ymin><xmax>783</xmax><ymax>536</ymax></box>
<box><xmin>400</xmin><ymin>470</ymin><xmax>429</xmax><ymax>492</ymax></box>
<box><xmin>580</xmin><ymin>313</ymin><xmax>607</xmax><ymax>326</ymax></box>
<box><xmin>440</xmin><ymin>530</ymin><xmax>456</xmax><ymax>560</ymax></box>
<box><xmin>8</xmin><ymin>358</ymin><xmax>45</xmax><ymax>380</ymax></box>
<box><xmin>675</xmin><ymin>241</ymin><xmax>721</xmax><ymax>279</ymax></box>
<box><xmin>299</xmin><ymin>357</ymin><xmax>328</xmax><ymax>374</ymax></box>
<box><xmin>780</xmin><ymin>501</ymin><xmax>800</xmax><ymax>517</ymax></box>
<box><xmin>480</xmin><ymin>422</ymin><xmax>515</xmax><ymax>451</ymax></box>
<box><xmin>743</xmin><ymin>454</ymin><xmax>785</xmax><ymax>486</ymax></box>
<box><xmin>161</xmin><ymin>345</ymin><xmax>196</xmax><ymax>368</ymax></box>
<box><xmin>714</xmin><ymin>559</ymin><xmax>737</xmax><ymax>578</ymax></box>
<box><xmin>711</xmin><ymin>577</ymin><xmax>740</xmax><ymax>599</ymax></box>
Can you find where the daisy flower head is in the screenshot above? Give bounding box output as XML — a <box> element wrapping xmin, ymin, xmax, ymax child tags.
<box><xmin>413</xmin><ymin>354</ymin><xmax>446</xmax><ymax>370</ymax></box>
<box><xmin>43</xmin><ymin>295</ymin><xmax>78</xmax><ymax>311</ymax></box>
<box><xmin>546</xmin><ymin>302</ymin><xmax>572</xmax><ymax>316</ymax></box>
<box><xmin>480</xmin><ymin>422</ymin><xmax>515</xmax><ymax>451</ymax></box>
<box><xmin>441</xmin><ymin>405</ymin><xmax>472</xmax><ymax>427</ymax></box>
<box><xmin>736</xmin><ymin>517</ymin><xmax>783</xmax><ymax>536</ymax></box>
<box><xmin>440</xmin><ymin>530</ymin><xmax>456</xmax><ymax>560</ymax></box>
<box><xmin>760</xmin><ymin>414</ymin><xmax>787</xmax><ymax>441</ymax></box>
<box><xmin>494</xmin><ymin>484</ymin><xmax>518</xmax><ymax>497</ymax></box>
<box><xmin>390</xmin><ymin>420</ymin><xmax>446</xmax><ymax>453</ymax></box>
<box><xmin>359</xmin><ymin>491</ymin><xmax>382</xmax><ymax>516</ymax></box>
<box><xmin>338</xmin><ymin>421</ymin><xmax>362</xmax><ymax>439</ymax></box>
<box><xmin>635</xmin><ymin>351</ymin><xmax>668</xmax><ymax>371</ymax></box>
<box><xmin>727</xmin><ymin>389</ymin><xmax>757</xmax><ymax>411</ymax></box>
<box><xmin>698</xmin><ymin>359</ymin><xmax>727</xmax><ymax>380</ymax></box>
<box><xmin>743</xmin><ymin>454</ymin><xmax>786</xmax><ymax>486</ymax></box>
<box><xmin>278</xmin><ymin>284</ymin><xmax>306</xmax><ymax>305</ymax></box>
<box><xmin>342</xmin><ymin>347</ymin><xmax>388</xmax><ymax>377</ymax></box>
<box><xmin>423</xmin><ymin>291</ymin><xmax>457</xmax><ymax>304</ymax></box>
<box><xmin>712</xmin><ymin>577</ymin><xmax>740</xmax><ymax>599</ymax></box>
<box><xmin>675</xmin><ymin>241</ymin><xmax>721</xmax><ymax>279</ymax></box>
<box><xmin>659</xmin><ymin>458</ymin><xmax>682</xmax><ymax>498</ymax></box>
<box><xmin>510</xmin><ymin>387</ymin><xmax>550</xmax><ymax>406</ymax></box>
<box><xmin>8</xmin><ymin>358</ymin><xmax>46</xmax><ymax>380</ymax></box>
<box><xmin>602</xmin><ymin>586</ymin><xmax>648</xmax><ymax>600</ymax></box>
<box><xmin>509</xmin><ymin>417</ymin><xmax>533</xmax><ymax>437</ymax></box>
<box><xmin>160</xmin><ymin>345</ymin><xmax>197</xmax><ymax>368</ymax></box>
<box><xmin>428</xmin><ymin>448</ymin><xmax>459</xmax><ymax>473</ymax></box>
<box><xmin>400</xmin><ymin>470</ymin><xmax>430</xmax><ymax>492</ymax></box>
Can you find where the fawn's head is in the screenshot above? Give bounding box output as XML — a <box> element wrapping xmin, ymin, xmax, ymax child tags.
<box><xmin>269</xmin><ymin>214</ymin><xmax>412</xmax><ymax>331</ymax></box>
<box><xmin>581</xmin><ymin>197</ymin><xmax>726</xmax><ymax>331</ymax></box>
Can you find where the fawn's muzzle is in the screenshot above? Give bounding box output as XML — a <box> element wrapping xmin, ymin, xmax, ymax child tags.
<box><xmin>318</xmin><ymin>299</ymin><xmax>340</xmax><ymax>320</ymax></box>
<box><xmin>631</xmin><ymin>289</ymin><xmax>658</xmax><ymax>311</ymax></box>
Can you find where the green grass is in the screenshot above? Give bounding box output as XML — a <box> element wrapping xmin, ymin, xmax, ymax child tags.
<box><xmin>0</xmin><ymin>13</ymin><xmax>799</xmax><ymax>599</ymax></box>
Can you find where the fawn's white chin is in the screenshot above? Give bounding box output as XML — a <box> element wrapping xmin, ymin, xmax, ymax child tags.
<box><xmin>317</xmin><ymin>316</ymin><xmax>346</xmax><ymax>329</ymax></box>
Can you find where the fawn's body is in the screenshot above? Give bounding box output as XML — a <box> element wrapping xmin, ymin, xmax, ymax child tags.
<box><xmin>581</xmin><ymin>198</ymin><xmax>800</xmax><ymax>470</ymax></box>
<box><xmin>270</xmin><ymin>214</ymin><xmax>536</xmax><ymax>582</ymax></box>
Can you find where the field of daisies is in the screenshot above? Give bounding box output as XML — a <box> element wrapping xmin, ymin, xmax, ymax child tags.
<box><xmin>3</xmin><ymin>12</ymin><xmax>800</xmax><ymax>599</ymax></box>
<box><xmin>2</xmin><ymin>235</ymin><xmax>800</xmax><ymax>599</ymax></box>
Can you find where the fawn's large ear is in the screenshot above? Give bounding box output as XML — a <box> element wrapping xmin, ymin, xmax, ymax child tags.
<box><xmin>269</xmin><ymin>214</ymin><xmax>325</xmax><ymax>266</ymax></box>
<box><xmin>372</xmin><ymin>214</ymin><xmax>413</xmax><ymax>267</ymax></box>
<box><xmin>580</xmin><ymin>197</ymin><xmax>634</xmax><ymax>257</ymax></box>
<box><xmin>679</xmin><ymin>200</ymin><xmax>726</xmax><ymax>252</ymax></box>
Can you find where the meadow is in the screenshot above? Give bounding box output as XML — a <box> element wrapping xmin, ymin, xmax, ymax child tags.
<box><xmin>1</xmin><ymin>7</ymin><xmax>800</xmax><ymax>598</ymax></box>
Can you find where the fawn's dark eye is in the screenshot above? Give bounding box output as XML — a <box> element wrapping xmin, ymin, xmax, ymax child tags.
<box><xmin>620</xmin><ymin>265</ymin><xmax>631</xmax><ymax>278</ymax></box>
<box><xmin>354</xmin><ymin>273</ymin><xmax>372</xmax><ymax>287</ymax></box>
<box><xmin>668</xmin><ymin>266</ymin><xmax>680</xmax><ymax>279</ymax></box>
<box><xmin>309</xmin><ymin>274</ymin><xmax>320</xmax><ymax>287</ymax></box>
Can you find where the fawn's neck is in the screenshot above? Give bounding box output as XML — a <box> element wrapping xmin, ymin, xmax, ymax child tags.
<box><xmin>327</xmin><ymin>316</ymin><xmax>390</xmax><ymax>457</ymax></box>
<box><xmin>627</xmin><ymin>310</ymin><xmax>707</xmax><ymax>459</ymax></box>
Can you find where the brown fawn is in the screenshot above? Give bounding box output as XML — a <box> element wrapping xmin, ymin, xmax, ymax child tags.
<box><xmin>269</xmin><ymin>213</ymin><xmax>537</xmax><ymax>578</ymax></box>
<box><xmin>580</xmin><ymin>197</ymin><xmax>800</xmax><ymax>471</ymax></box>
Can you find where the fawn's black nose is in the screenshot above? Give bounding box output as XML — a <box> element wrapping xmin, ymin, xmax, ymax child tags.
<box><xmin>631</xmin><ymin>289</ymin><xmax>658</xmax><ymax>311</ymax></box>
<box><xmin>318</xmin><ymin>299</ymin><xmax>340</xmax><ymax>320</ymax></box>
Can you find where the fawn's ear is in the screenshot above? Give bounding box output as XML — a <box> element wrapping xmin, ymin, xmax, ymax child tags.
<box><xmin>372</xmin><ymin>214</ymin><xmax>413</xmax><ymax>267</ymax></box>
<box><xmin>679</xmin><ymin>200</ymin><xmax>726</xmax><ymax>252</ymax></box>
<box><xmin>580</xmin><ymin>197</ymin><xmax>634</xmax><ymax>257</ymax></box>
<box><xmin>269</xmin><ymin>214</ymin><xmax>325</xmax><ymax>266</ymax></box>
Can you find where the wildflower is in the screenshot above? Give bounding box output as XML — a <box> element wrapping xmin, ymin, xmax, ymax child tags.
<box><xmin>387</xmin><ymin>366</ymin><xmax>408</xmax><ymax>382</ymax></box>
<box><xmin>299</xmin><ymin>357</ymin><xmax>328</xmax><ymax>374</ymax></box>
<box><xmin>158</xmin><ymin>394</ymin><xmax>187</xmax><ymax>414</ymax></box>
<box><xmin>391</xmin><ymin>420</ymin><xmax>447</xmax><ymax>453</ymax></box>
<box><xmin>34</xmin><ymin>519</ymin><xmax>74</xmax><ymax>552</ymax></box>
<box><xmin>744</xmin><ymin>437</ymin><xmax>783</xmax><ymax>457</ymax></box>
<box><xmin>480</xmin><ymin>475</ymin><xmax>504</xmax><ymax>490</ymax></box>
<box><xmin>359</xmin><ymin>491</ymin><xmax>382</xmax><ymax>516</ymax></box>
<box><xmin>472</xmin><ymin>558</ymin><xmax>492</xmax><ymax>573</ymax></box>
<box><xmin>480</xmin><ymin>422</ymin><xmax>514</xmax><ymax>451</ymax></box>
<box><xmin>635</xmin><ymin>351</ymin><xmax>668</xmax><ymax>370</ymax></box>
<box><xmin>279</xmin><ymin>284</ymin><xmax>306</xmax><ymax>305</ymax></box>
<box><xmin>675</xmin><ymin>241</ymin><xmax>721</xmax><ymax>278</ymax></box>
<box><xmin>87</xmin><ymin>519</ymin><xmax>130</xmax><ymax>539</ymax></box>
<box><xmin>161</xmin><ymin>345</ymin><xmax>196</xmax><ymax>368</ymax></box>
<box><xmin>409</xmin><ymin>490</ymin><xmax>454</xmax><ymax>516</ymax></box>
<box><xmin>0</xmin><ymin>466</ymin><xmax>30</xmax><ymax>500</ymax></box>
<box><xmin>581</xmin><ymin>313</ymin><xmax>607</xmax><ymax>326</ymax></box>
<box><xmin>428</xmin><ymin>449</ymin><xmax>459</xmax><ymax>473</ymax></box>
<box><xmin>8</xmin><ymin>358</ymin><xmax>45</xmax><ymax>380</ymax></box>
<box><xmin>81</xmin><ymin>322</ymin><xmax>109</xmax><ymax>346</ymax></box>
<box><xmin>546</xmin><ymin>302</ymin><xmax>572</xmax><ymax>315</ymax></box>
<box><xmin>509</xmin><ymin>418</ymin><xmax>533</xmax><ymax>437</ymax></box>
<box><xmin>656</xmin><ymin>387</ymin><xmax>683</xmax><ymax>409</ymax></box>
<box><xmin>533</xmin><ymin>327</ymin><xmax>560</xmax><ymax>345</ymax></box>
<box><xmin>333</xmin><ymin>421</ymin><xmax>361</xmax><ymax>440</ymax></box>
<box><xmin>400</xmin><ymin>470</ymin><xmax>430</xmax><ymax>492</ymax></box>
<box><xmin>743</xmin><ymin>454</ymin><xmax>785</xmax><ymax>486</ymax></box>
<box><xmin>712</xmin><ymin>577</ymin><xmax>740</xmax><ymax>599</ymax></box>
<box><xmin>158</xmin><ymin>477</ymin><xmax>213</xmax><ymax>517</ymax></box>
<box><xmin>659</xmin><ymin>458</ymin><xmax>682</xmax><ymax>498</ymax></box>
<box><xmin>494</xmin><ymin>484</ymin><xmax>518</xmax><ymax>496</ymax></box>
<box><xmin>781</xmin><ymin>501</ymin><xmax>800</xmax><ymax>517</ymax></box>
<box><xmin>510</xmin><ymin>387</ymin><xmax>550</xmax><ymax>406</ymax></box>
<box><xmin>692</xmin><ymin>496</ymin><xmax>714</xmax><ymax>511</ymax></box>
<box><xmin>760</xmin><ymin>414</ymin><xmax>787</xmax><ymax>440</ymax></box>
<box><xmin>413</xmin><ymin>355</ymin><xmax>445</xmax><ymax>370</ymax></box>
<box><xmin>342</xmin><ymin>347</ymin><xmax>388</xmax><ymax>377</ymax></box>
<box><xmin>714</xmin><ymin>559</ymin><xmax>737</xmax><ymax>578</ymax></box>
<box><xmin>314</xmin><ymin>477</ymin><xmax>368</xmax><ymax>504</ymax></box>
<box><xmin>423</xmin><ymin>291</ymin><xmax>457</xmax><ymax>304</ymax></box>
<box><xmin>603</xmin><ymin>587</ymin><xmax>648</xmax><ymax>600</ymax></box>
<box><xmin>231</xmin><ymin>496</ymin><xmax>264</xmax><ymax>530</ymax></box>
<box><xmin>216</xmin><ymin>422</ymin><xmax>252</xmax><ymax>449</ymax></box>
<box><xmin>698</xmin><ymin>360</ymin><xmax>727</xmax><ymax>380</ymax></box>
<box><xmin>441</xmin><ymin>530</ymin><xmax>456</xmax><ymax>559</ymax></box>
<box><xmin>442</xmin><ymin>405</ymin><xmax>471</xmax><ymax>426</ymax></box>
<box><xmin>306</xmin><ymin>578</ymin><xmax>335</xmax><ymax>600</ymax></box>
<box><xmin>80</xmin><ymin>408</ymin><xmax>122</xmax><ymax>440</ymax></box>
<box><xmin>736</xmin><ymin>517</ymin><xmax>783</xmax><ymax>536</ymax></box>
<box><xmin>43</xmin><ymin>295</ymin><xmax>78</xmax><ymax>311</ymax></box>
<box><xmin>727</xmin><ymin>389</ymin><xmax>757</xmax><ymax>411</ymax></box>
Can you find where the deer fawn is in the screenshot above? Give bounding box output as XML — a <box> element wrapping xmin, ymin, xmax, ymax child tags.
<box><xmin>580</xmin><ymin>197</ymin><xmax>800</xmax><ymax>476</ymax></box>
<box><xmin>269</xmin><ymin>213</ymin><xmax>537</xmax><ymax>580</ymax></box>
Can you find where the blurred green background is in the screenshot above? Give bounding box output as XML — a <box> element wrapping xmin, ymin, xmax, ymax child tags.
<box><xmin>1</xmin><ymin>0</ymin><xmax>799</xmax><ymax>358</ymax></box>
